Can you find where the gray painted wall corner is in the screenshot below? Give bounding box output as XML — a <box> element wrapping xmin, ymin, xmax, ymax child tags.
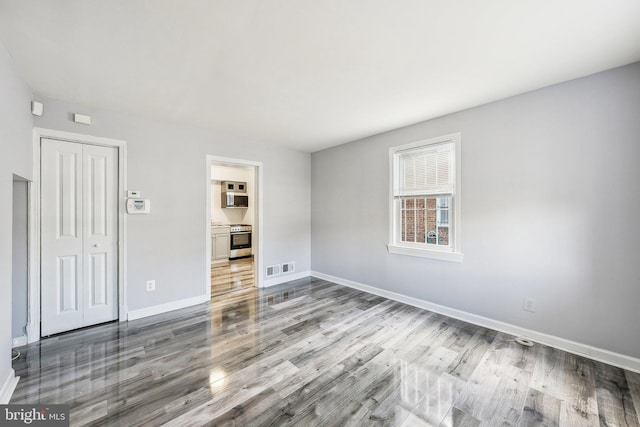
<box><xmin>310</xmin><ymin>62</ymin><xmax>640</xmax><ymax>359</ymax></box>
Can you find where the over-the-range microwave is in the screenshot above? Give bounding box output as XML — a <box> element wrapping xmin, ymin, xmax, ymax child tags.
<box><xmin>221</xmin><ymin>181</ymin><xmax>248</xmax><ymax>208</ymax></box>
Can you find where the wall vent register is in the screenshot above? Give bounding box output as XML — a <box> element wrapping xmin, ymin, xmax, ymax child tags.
<box><xmin>282</xmin><ymin>262</ymin><xmax>295</xmax><ymax>274</ymax></box>
<box><xmin>266</xmin><ymin>265</ymin><xmax>280</xmax><ymax>277</ymax></box>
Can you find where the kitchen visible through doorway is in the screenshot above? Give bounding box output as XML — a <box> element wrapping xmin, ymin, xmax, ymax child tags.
<box><xmin>209</xmin><ymin>158</ymin><xmax>259</xmax><ymax>296</ymax></box>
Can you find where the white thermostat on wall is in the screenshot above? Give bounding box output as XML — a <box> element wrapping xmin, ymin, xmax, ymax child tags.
<box><xmin>126</xmin><ymin>198</ymin><xmax>151</xmax><ymax>214</ymax></box>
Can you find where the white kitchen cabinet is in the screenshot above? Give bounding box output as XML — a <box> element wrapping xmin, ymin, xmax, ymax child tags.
<box><xmin>211</xmin><ymin>226</ymin><xmax>231</xmax><ymax>263</ymax></box>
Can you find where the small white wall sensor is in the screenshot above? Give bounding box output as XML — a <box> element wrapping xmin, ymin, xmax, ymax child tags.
<box><xmin>73</xmin><ymin>113</ymin><xmax>92</xmax><ymax>125</ymax></box>
<box><xmin>31</xmin><ymin>101</ymin><xmax>43</xmax><ymax>116</ymax></box>
<box><xmin>126</xmin><ymin>199</ymin><xmax>151</xmax><ymax>214</ymax></box>
<box><xmin>127</xmin><ymin>190</ymin><xmax>142</xmax><ymax>198</ymax></box>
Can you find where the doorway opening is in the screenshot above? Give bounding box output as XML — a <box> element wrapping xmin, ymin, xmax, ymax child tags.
<box><xmin>12</xmin><ymin>175</ymin><xmax>30</xmax><ymax>348</ymax></box>
<box><xmin>207</xmin><ymin>156</ymin><xmax>262</xmax><ymax>298</ymax></box>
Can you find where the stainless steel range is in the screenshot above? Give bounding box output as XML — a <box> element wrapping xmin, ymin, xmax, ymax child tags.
<box><xmin>229</xmin><ymin>224</ymin><xmax>252</xmax><ymax>259</ymax></box>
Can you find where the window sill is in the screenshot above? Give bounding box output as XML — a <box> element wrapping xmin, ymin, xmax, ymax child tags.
<box><xmin>387</xmin><ymin>244</ymin><xmax>464</xmax><ymax>263</ymax></box>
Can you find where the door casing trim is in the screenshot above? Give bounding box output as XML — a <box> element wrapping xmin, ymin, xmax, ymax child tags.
<box><xmin>29</xmin><ymin>128</ymin><xmax>128</xmax><ymax>342</ymax></box>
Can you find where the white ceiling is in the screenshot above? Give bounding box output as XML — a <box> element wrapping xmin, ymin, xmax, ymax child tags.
<box><xmin>1</xmin><ymin>1</ymin><xmax>639</xmax><ymax>152</ymax></box>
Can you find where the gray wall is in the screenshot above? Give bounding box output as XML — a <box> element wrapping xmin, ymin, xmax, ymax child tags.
<box><xmin>311</xmin><ymin>62</ymin><xmax>640</xmax><ymax>359</ymax></box>
<box><xmin>0</xmin><ymin>40</ymin><xmax>33</xmax><ymax>392</ymax></box>
<box><xmin>34</xmin><ymin>97</ymin><xmax>311</xmax><ymax>312</ymax></box>
<box><xmin>12</xmin><ymin>180</ymin><xmax>28</xmax><ymax>339</ymax></box>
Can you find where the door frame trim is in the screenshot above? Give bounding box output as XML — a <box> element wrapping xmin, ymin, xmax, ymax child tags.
<box><xmin>29</xmin><ymin>128</ymin><xmax>128</xmax><ymax>343</ymax></box>
<box><xmin>206</xmin><ymin>155</ymin><xmax>264</xmax><ymax>296</ymax></box>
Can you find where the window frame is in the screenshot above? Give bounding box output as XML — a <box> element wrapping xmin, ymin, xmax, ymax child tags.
<box><xmin>388</xmin><ymin>133</ymin><xmax>463</xmax><ymax>262</ymax></box>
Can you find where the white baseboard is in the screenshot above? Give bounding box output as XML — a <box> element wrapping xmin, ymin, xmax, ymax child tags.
<box><xmin>311</xmin><ymin>271</ymin><xmax>640</xmax><ymax>374</ymax></box>
<box><xmin>262</xmin><ymin>270</ymin><xmax>311</xmax><ymax>288</ymax></box>
<box><xmin>127</xmin><ymin>294</ymin><xmax>210</xmax><ymax>321</ymax></box>
<box><xmin>11</xmin><ymin>336</ymin><xmax>27</xmax><ymax>348</ymax></box>
<box><xmin>0</xmin><ymin>369</ymin><xmax>19</xmax><ymax>404</ymax></box>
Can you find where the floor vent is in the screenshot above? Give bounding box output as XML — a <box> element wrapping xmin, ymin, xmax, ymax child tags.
<box><xmin>282</xmin><ymin>262</ymin><xmax>295</xmax><ymax>274</ymax></box>
<box><xmin>266</xmin><ymin>265</ymin><xmax>280</xmax><ymax>277</ymax></box>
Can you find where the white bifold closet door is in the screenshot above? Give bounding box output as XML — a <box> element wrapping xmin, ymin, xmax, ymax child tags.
<box><xmin>41</xmin><ymin>138</ymin><xmax>118</xmax><ymax>336</ymax></box>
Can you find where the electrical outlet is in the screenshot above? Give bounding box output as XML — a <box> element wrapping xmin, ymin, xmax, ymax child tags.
<box><xmin>146</xmin><ymin>280</ymin><xmax>155</xmax><ymax>291</ymax></box>
<box><xmin>523</xmin><ymin>297</ymin><xmax>536</xmax><ymax>313</ymax></box>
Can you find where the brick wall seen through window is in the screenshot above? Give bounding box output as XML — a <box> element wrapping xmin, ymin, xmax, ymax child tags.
<box><xmin>401</xmin><ymin>197</ymin><xmax>449</xmax><ymax>246</ymax></box>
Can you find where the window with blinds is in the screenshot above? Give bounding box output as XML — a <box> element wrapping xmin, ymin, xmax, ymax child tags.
<box><xmin>395</xmin><ymin>143</ymin><xmax>454</xmax><ymax>197</ymax></box>
<box><xmin>389</xmin><ymin>133</ymin><xmax>462</xmax><ymax>262</ymax></box>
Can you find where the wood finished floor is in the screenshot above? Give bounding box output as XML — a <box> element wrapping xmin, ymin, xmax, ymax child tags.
<box><xmin>11</xmin><ymin>277</ymin><xmax>640</xmax><ymax>426</ymax></box>
<box><xmin>211</xmin><ymin>257</ymin><xmax>255</xmax><ymax>296</ymax></box>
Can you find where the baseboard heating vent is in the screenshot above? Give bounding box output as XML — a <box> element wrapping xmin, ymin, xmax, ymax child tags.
<box><xmin>266</xmin><ymin>265</ymin><xmax>281</xmax><ymax>277</ymax></box>
<box><xmin>282</xmin><ymin>262</ymin><xmax>295</xmax><ymax>274</ymax></box>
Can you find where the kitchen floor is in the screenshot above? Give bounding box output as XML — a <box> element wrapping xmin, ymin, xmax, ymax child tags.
<box><xmin>211</xmin><ymin>256</ymin><xmax>255</xmax><ymax>296</ymax></box>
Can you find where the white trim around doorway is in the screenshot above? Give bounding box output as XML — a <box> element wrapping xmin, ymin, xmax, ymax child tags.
<box><xmin>206</xmin><ymin>155</ymin><xmax>264</xmax><ymax>297</ymax></box>
<box><xmin>29</xmin><ymin>128</ymin><xmax>128</xmax><ymax>343</ymax></box>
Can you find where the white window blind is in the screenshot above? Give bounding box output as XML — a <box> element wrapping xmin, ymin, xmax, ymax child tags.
<box><xmin>395</xmin><ymin>142</ymin><xmax>454</xmax><ymax>197</ymax></box>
